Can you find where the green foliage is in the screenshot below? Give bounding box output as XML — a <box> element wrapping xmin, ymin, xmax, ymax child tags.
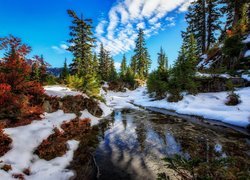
<box><xmin>81</xmin><ymin>74</ymin><xmax>100</xmax><ymax>98</ymax></box>
<box><xmin>157</xmin><ymin>47</ymin><xmax>168</xmax><ymax>73</ymax></box>
<box><xmin>123</xmin><ymin>67</ymin><xmax>136</xmax><ymax>88</ymax></box>
<box><xmin>147</xmin><ymin>70</ymin><xmax>168</xmax><ymax>98</ymax></box>
<box><xmin>169</xmin><ymin>36</ymin><xmax>199</xmax><ymax>95</ymax></box>
<box><xmin>45</xmin><ymin>75</ymin><xmax>58</xmax><ymax>85</ymax></box>
<box><xmin>132</xmin><ymin>29</ymin><xmax>151</xmax><ymax>79</ymax></box>
<box><xmin>66</xmin><ymin>75</ymin><xmax>84</xmax><ymax>90</ymax></box>
<box><xmin>66</xmin><ymin>74</ymin><xmax>100</xmax><ymax>98</ymax></box>
<box><xmin>160</xmin><ymin>154</ymin><xmax>249</xmax><ymax>180</ymax></box>
<box><xmin>120</xmin><ymin>54</ymin><xmax>127</xmax><ymax>79</ymax></box>
<box><xmin>222</xmin><ymin>35</ymin><xmax>243</xmax><ymax>57</ymax></box>
<box><xmin>60</xmin><ymin>58</ymin><xmax>69</xmax><ymax>81</ymax></box>
<box><xmin>108</xmin><ymin>58</ymin><xmax>118</xmax><ymax>82</ymax></box>
<box><xmin>67</xmin><ymin>9</ymin><xmax>95</xmax><ymax>77</ymax></box>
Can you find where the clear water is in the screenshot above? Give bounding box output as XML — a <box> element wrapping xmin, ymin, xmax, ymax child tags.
<box><xmin>71</xmin><ymin>109</ymin><xmax>250</xmax><ymax>180</ymax></box>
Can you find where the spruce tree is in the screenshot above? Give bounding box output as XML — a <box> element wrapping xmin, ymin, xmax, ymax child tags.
<box><xmin>207</xmin><ymin>0</ymin><xmax>221</xmax><ymax>49</ymax></box>
<box><xmin>108</xmin><ymin>58</ymin><xmax>118</xmax><ymax>81</ymax></box>
<box><xmin>130</xmin><ymin>56</ymin><xmax>137</xmax><ymax>75</ymax></box>
<box><xmin>92</xmin><ymin>53</ymin><xmax>99</xmax><ymax>75</ymax></box>
<box><xmin>98</xmin><ymin>43</ymin><xmax>110</xmax><ymax>81</ymax></box>
<box><xmin>133</xmin><ymin>29</ymin><xmax>151</xmax><ymax>79</ymax></box>
<box><xmin>60</xmin><ymin>58</ymin><xmax>69</xmax><ymax>80</ymax></box>
<box><xmin>67</xmin><ymin>10</ymin><xmax>95</xmax><ymax>76</ymax></box>
<box><xmin>185</xmin><ymin>0</ymin><xmax>206</xmax><ymax>53</ymax></box>
<box><xmin>120</xmin><ymin>54</ymin><xmax>127</xmax><ymax>79</ymax></box>
<box><xmin>157</xmin><ymin>47</ymin><xmax>168</xmax><ymax>73</ymax></box>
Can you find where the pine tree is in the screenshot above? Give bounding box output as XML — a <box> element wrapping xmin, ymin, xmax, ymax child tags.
<box><xmin>207</xmin><ymin>0</ymin><xmax>221</xmax><ymax>49</ymax></box>
<box><xmin>185</xmin><ymin>0</ymin><xmax>206</xmax><ymax>53</ymax></box>
<box><xmin>170</xmin><ymin>34</ymin><xmax>199</xmax><ymax>95</ymax></box>
<box><xmin>120</xmin><ymin>54</ymin><xmax>127</xmax><ymax>79</ymax></box>
<box><xmin>67</xmin><ymin>9</ymin><xmax>95</xmax><ymax>76</ymax></box>
<box><xmin>130</xmin><ymin>56</ymin><xmax>137</xmax><ymax>75</ymax></box>
<box><xmin>133</xmin><ymin>29</ymin><xmax>151</xmax><ymax>79</ymax></box>
<box><xmin>98</xmin><ymin>43</ymin><xmax>111</xmax><ymax>81</ymax></box>
<box><xmin>92</xmin><ymin>53</ymin><xmax>99</xmax><ymax>75</ymax></box>
<box><xmin>108</xmin><ymin>58</ymin><xmax>118</xmax><ymax>81</ymax></box>
<box><xmin>157</xmin><ymin>47</ymin><xmax>168</xmax><ymax>73</ymax></box>
<box><xmin>219</xmin><ymin>0</ymin><xmax>249</xmax><ymax>34</ymax></box>
<box><xmin>60</xmin><ymin>58</ymin><xmax>69</xmax><ymax>81</ymax></box>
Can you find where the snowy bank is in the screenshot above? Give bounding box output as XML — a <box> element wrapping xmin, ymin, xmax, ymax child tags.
<box><xmin>44</xmin><ymin>85</ymin><xmax>85</xmax><ymax>98</ymax></box>
<box><xmin>106</xmin><ymin>87</ymin><xmax>250</xmax><ymax>128</ymax></box>
<box><xmin>44</xmin><ymin>85</ymin><xmax>112</xmax><ymax>126</ymax></box>
<box><xmin>0</xmin><ymin>111</ymin><xmax>78</xmax><ymax>180</ymax></box>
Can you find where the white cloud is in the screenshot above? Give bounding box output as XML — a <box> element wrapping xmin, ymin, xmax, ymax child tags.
<box><xmin>166</xmin><ymin>16</ymin><xmax>176</xmax><ymax>27</ymax></box>
<box><xmin>95</xmin><ymin>0</ymin><xmax>192</xmax><ymax>56</ymax></box>
<box><xmin>52</xmin><ymin>43</ymin><xmax>69</xmax><ymax>54</ymax></box>
<box><xmin>178</xmin><ymin>0</ymin><xmax>194</xmax><ymax>12</ymax></box>
<box><xmin>114</xmin><ymin>62</ymin><xmax>121</xmax><ymax>71</ymax></box>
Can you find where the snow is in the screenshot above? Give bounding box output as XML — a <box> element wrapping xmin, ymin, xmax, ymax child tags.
<box><xmin>196</xmin><ymin>72</ymin><xmax>231</xmax><ymax>79</ymax></box>
<box><xmin>244</xmin><ymin>50</ymin><xmax>250</xmax><ymax>58</ymax></box>
<box><xmin>243</xmin><ymin>34</ymin><xmax>250</xmax><ymax>44</ymax></box>
<box><xmin>0</xmin><ymin>111</ymin><xmax>78</xmax><ymax>180</ymax></box>
<box><xmin>242</xmin><ymin>74</ymin><xmax>250</xmax><ymax>81</ymax></box>
<box><xmin>44</xmin><ymin>85</ymin><xmax>86</xmax><ymax>98</ymax></box>
<box><xmin>105</xmin><ymin>87</ymin><xmax>250</xmax><ymax>128</ymax></box>
<box><xmin>0</xmin><ymin>85</ymin><xmax>113</xmax><ymax>179</ymax></box>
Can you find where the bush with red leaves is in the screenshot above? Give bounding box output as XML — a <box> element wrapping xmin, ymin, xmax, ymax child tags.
<box><xmin>0</xmin><ymin>124</ymin><xmax>12</xmax><ymax>156</ymax></box>
<box><xmin>35</xmin><ymin>118</ymin><xmax>90</xmax><ymax>160</ymax></box>
<box><xmin>0</xmin><ymin>35</ymin><xmax>44</xmax><ymax>120</ymax></box>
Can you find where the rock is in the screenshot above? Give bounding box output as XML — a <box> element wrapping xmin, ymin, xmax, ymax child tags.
<box><xmin>42</xmin><ymin>101</ymin><xmax>53</xmax><ymax>113</ymax></box>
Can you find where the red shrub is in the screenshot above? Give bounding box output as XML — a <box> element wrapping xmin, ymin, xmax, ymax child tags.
<box><xmin>0</xmin><ymin>124</ymin><xmax>12</xmax><ymax>156</ymax></box>
<box><xmin>0</xmin><ymin>35</ymin><xmax>44</xmax><ymax>120</ymax></box>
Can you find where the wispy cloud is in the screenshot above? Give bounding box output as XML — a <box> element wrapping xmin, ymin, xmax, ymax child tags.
<box><xmin>95</xmin><ymin>0</ymin><xmax>192</xmax><ymax>56</ymax></box>
<box><xmin>52</xmin><ymin>43</ymin><xmax>69</xmax><ymax>54</ymax></box>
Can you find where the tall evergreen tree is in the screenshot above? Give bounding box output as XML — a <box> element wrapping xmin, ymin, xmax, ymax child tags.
<box><xmin>157</xmin><ymin>47</ymin><xmax>168</xmax><ymax>73</ymax></box>
<box><xmin>92</xmin><ymin>53</ymin><xmax>99</xmax><ymax>75</ymax></box>
<box><xmin>67</xmin><ymin>10</ymin><xmax>95</xmax><ymax>76</ymax></box>
<box><xmin>207</xmin><ymin>0</ymin><xmax>221</xmax><ymax>49</ymax></box>
<box><xmin>98</xmin><ymin>43</ymin><xmax>111</xmax><ymax>81</ymax></box>
<box><xmin>133</xmin><ymin>29</ymin><xmax>151</xmax><ymax>79</ymax></box>
<box><xmin>60</xmin><ymin>58</ymin><xmax>69</xmax><ymax>80</ymax></box>
<box><xmin>186</xmin><ymin>0</ymin><xmax>206</xmax><ymax>53</ymax></box>
<box><xmin>108</xmin><ymin>58</ymin><xmax>118</xmax><ymax>81</ymax></box>
<box><xmin>120</xmin><ymin>54</ymin><xmax>127</xmax><ymax>79</ymax></box>
<box><xmin>130</xmin><ymin>56</ymin><xmax>137</xmax><ymax>75</ymax></box>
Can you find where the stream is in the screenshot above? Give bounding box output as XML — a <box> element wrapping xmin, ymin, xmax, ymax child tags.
<box><xmin>70</xmin><ymin>108</ymin><xmax>250</xmax><ymax>180</ymax></box>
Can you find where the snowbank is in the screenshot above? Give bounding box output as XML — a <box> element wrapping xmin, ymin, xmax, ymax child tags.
<box><xmin>106</xmin><ymin>87</ymin><xmax>250</xmax><ymax>128</ymax></box>
<box><xmin>242</xmin><ymin>74</ymin><xmax>250</xmax><ymax>81</ymax></box>
<box><xmin>0</xmin><ymin>111</ymin><xmax>78</xmax><ymax>180</ymax></box>
<box><xmin>243</xmin><ymin>34</ymin><xmax>250</xmax><ymax>44</ymax></box>
<box><xmin>44</xmin><ymin>85</ymin><xmax>86</xmax><ymax>98</ymax></box>
<box><xmin>196</xmin><ymin>72</ymin><xmax>231</xmax><ymax>78</ymax></box>
<box><xmin>244</xmin><ymin>50</ymin><xmax>250</xmax><ymax>58</ymax></box>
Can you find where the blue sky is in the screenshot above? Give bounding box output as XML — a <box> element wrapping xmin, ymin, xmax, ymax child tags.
<box><xmin>0</xmin><ymin>0</ymin><xmax>192</xmax><ymax>70</ymax></box>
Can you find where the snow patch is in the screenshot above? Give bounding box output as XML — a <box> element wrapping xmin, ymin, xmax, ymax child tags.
<box><xmin>44</xmin><ymin>85</ymin><xmax>87</xmax><ymax>98</ymax></box>
<box><xmin>105</xmin><ymin>87</ymin><xmax>250</xmax><ymax>128</ymax></box>
<box><xmin>0</xmin><ymin>111</ymin><xmax>77</xmax><ymax>180</ymax></box>
<box><xmin>243</xmin><ymin>34</ymin><xmax>250</xmax><ymax>44</ymax></box>
<box><xmin>244</xmin><ymin>50</ymin><xmax>250</xmax><ymax>58</ymax></box>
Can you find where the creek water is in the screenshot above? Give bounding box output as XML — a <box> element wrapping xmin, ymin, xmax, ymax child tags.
<box><xmin>70</xmin><ymin>108</ymin><xmax>250</xmax><ymax>180</ymax></box>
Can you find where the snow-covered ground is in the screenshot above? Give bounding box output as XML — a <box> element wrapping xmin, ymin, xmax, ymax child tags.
<box><xmin>196</xmin><ymin>72</ymin><xmax>232</xmax><ymax>78</ymax></box>
<box><xmin>44</xmin><ymin>85</ymin><xmax>86</xmax><ymax>98</ymax></box>
<box><xmin>0</xmin><ymin>86</ymin><xmax>112</xmax><ymax>180</ymax></box>
<box><xmin>104</xmin><ymin>87</ymin><xmax>250</xmax><ymax>128</ymax></box>
<box><xmin>0</xmin><ymin>111</ymin><xmax>78</xmax><ymax>180</ymax></box>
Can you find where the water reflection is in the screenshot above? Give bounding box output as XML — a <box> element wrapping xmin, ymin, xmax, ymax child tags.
<box><xmin>73</xmin><ymin>109</ymin><xmax>250</xmax><ymax>180</ymax></box>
